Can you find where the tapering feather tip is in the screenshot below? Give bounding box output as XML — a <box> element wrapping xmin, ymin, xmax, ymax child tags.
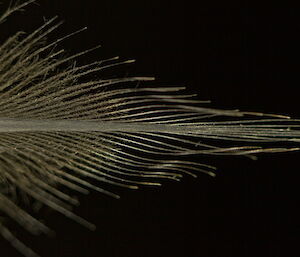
<box><xmin>0</xmin><ymin>1</ymin><xmax>299</xmax><ymax>257</ymax></box>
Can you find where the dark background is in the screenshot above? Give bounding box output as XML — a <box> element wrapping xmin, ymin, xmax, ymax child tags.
<box><xmin>0</xmin><ymin>1</ymin><xmax>299</xmax><ymax>257</ymax></box>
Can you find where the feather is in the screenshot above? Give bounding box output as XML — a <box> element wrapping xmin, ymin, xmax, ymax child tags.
<box><xmin>0</xmin><ymin>1</ymin><xmax>299</xmax><ymax>256</ymax></box>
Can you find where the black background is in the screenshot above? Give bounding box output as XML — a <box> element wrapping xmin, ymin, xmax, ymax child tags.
<box><xmin>0</xmin><ymin>1</ymin><xmax>299</xmax><ymax>257</ymax></box>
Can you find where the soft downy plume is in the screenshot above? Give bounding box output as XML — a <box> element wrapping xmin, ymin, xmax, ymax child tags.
<box><xmin>0</xmin><ymin>1</ymin><xmax>299</xmax><ymax>256</ymax></box>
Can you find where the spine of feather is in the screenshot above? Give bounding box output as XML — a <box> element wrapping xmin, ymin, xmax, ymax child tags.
<box><xmin>0</xmin><ymin>1</ymin><xmax>299</xmax><ymax>257</ymax></box>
